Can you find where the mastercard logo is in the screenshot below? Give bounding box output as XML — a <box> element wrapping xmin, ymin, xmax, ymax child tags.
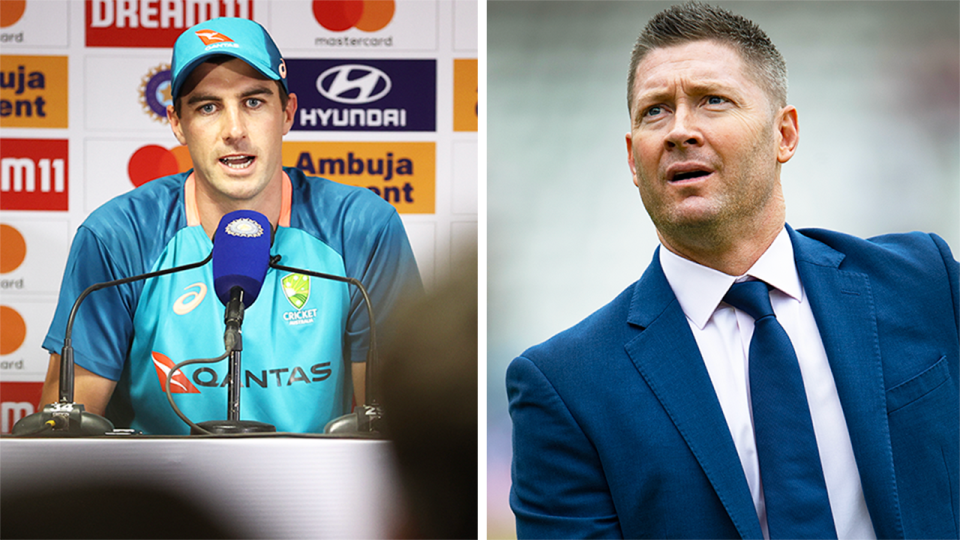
<box><xmin>0</xmin><ymin>0</ymin><xmax>26</xmax><ymax>28</ymax></box>
<box><xmin>127</xmin><ymin>145</ymin><xmax>192</xmax><ymax>188</ymax></box>
<box><xmin>0</xmin><ymin>305</ymin><xmax>26</xmax><ymax>355</ymax></box>
<box><xmin>0</xmin><ymin>224</ymin><xmax>26</xmax><ymax>274</ymax></box>
<box><xmin>313</xmin><ymin>0</ymin><xmax>394</xmax><ymax>32</ymax></box>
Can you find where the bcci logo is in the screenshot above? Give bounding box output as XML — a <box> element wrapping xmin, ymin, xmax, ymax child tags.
<box><xmin>139</xmin><ymin>63</ymin><xmax>172</xmax><ymax>123</ymax></box>
<box><xmin>282</xmin><ymin>273</ymin><xmax>317</xmax><ymax>325</ymax></box>
<box><xmin>225</xmin><ymin>218</ymin><xmax>263</xmax><ymax>237</ymax></box>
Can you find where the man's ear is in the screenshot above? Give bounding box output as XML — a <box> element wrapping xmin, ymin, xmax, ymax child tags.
<box><xmin>167</xmin><ymin>105</ymin><xmax>188</xmax><ymax>146</ymax></box>
<box><xmin>282</xmin><ymin>93</ymin><xmax>298</xmax><ymax>136</ymax></box>
<box><xmin>626</xmin><ymin>132</ymin><xmax>640</xmax><ymax>188</ymax></box>
<box><xmin>776</xmin><ymin>105</ymin><xmax>799</xmax><ymax>164</ymax></box>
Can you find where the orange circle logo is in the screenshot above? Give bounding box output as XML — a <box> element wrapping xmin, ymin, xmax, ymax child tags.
<box><xmin>0</xmin><ymin>305</ymin><xmax>26</xmax><ymax>355</ymax></box>
<box><xmin>0</xmin><ymin>0</ymin><xmax>27</xmax><ymax>29</ymax></box>
<box><xmin>127</xmin><ymin>145</ymin><xmax>193</xmax><ymax>187</ymax></box>
<box><xmin>0</xmin><ymin>224</ymin><xmax>27</xmax><ymax>274</ymax></box>
<box><xmin>313</xmin><ymin>0</ymin><xmax>394</xmax><ymax>32</ymax></box>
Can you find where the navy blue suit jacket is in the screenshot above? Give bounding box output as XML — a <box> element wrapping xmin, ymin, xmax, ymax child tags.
<box><xmin>507</xmin><ymin>227</ymin><xmax>959</xmax><ymax>539</ymax></box>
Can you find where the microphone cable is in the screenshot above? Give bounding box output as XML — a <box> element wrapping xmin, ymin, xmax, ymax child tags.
<box><xmin>163</xmin><ymin>349</ymin><xmax>230</xmax><ymax>436</ymax></box>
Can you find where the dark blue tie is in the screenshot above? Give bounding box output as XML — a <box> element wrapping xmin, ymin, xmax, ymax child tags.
<box><xmin>724</xmin><ymin>280</ymin><xmax>838</xmax><ymax>539</ymax></box>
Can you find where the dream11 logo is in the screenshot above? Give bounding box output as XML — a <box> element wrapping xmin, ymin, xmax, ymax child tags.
<box><xmin>0</xmin><ymin>139</ymin><xmax>68</xmax><ymax>211</ymax></box>
<box><xmin>313</xmin><ymin>0</ymin><xmax>394</xmax><ymax>32</ymax></box>
<box><xmin>86</xmin><ymin>0</ymin><xmax>253</xmax><ymax>47</ymax></box>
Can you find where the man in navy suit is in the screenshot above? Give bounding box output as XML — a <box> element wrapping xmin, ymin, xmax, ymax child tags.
<box><xmin>507</xmin><ymin>3</ymin><xmax>959</xmax><ymax>539</ymax></box>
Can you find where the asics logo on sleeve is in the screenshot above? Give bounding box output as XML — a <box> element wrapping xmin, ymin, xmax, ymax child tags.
<box><xmin>173</xmin><ymin>283</ymin><xmax>207</xmax><ymax>315</ymax></box>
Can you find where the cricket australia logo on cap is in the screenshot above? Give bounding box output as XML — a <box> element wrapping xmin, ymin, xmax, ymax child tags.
<box><xmin>225</xmin><ymin>218</ymin><xmax>263</xmax><ymax>238</ymax></box>
<box><xmin>282</xmin><ymin>273</ymin><xmax>317</xmax><ymax>326</ymax></box>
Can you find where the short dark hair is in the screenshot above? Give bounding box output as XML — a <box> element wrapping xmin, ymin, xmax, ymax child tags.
<box><xmin>171</xmin><ymin>55</ymin><xmax>290</xmax><ymax>117</ymax></box>
<box><xmin>627</xmin><ymin>2</ymin><xmax>787</xmax><ymax>114</ymax></box>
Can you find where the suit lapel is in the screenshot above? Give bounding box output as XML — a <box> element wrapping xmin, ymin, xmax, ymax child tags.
<box><xmin>789</xmin><ymin>227</ymin><xmax>904</xmax><ymax>539</ymax></box>
<box><xmin>625</xmin><ymin>251</ymin><xmax>764</xmax><ymax>540</ymax></box>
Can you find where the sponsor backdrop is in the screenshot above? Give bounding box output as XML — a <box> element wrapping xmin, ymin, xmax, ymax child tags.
<box><xmin>0</xmin><ymin>0</ymin><xmax>477</xmax><ymax>433</ymax></box>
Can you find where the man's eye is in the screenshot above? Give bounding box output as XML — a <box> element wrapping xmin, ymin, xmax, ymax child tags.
<box><xmin>706</xmin><ymin>96</ymin><xmax>727</xmax><ymax>105</ymax></box>
<box><xmin>246</xmin><ymin>98</ymin><xmax>263</xmax><ymax>108</ymax></box>
<box><xmin>645</xmin><ymin>105</ymin><xmax>663</xmax><ymax>117</ymax></box>
<box><xmin>199</xmin><ymin>104</ymin><xmax>216</xmax><ymax>114</ymax></box>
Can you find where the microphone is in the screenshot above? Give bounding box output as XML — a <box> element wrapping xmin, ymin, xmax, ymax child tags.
<box><xmin>11</xmin><ymin>253</ymin><xmax>212</xmax><ymax>437</ymax></box>
<box><xmin>194</xmin><ymin>210</ymin><xmax>275</xmax><ymax>434</ymax></box>
<box><xmin>211</xmin><ymin>210</ymin><xmax>271</xmax><ymax>351</ymax></box>
<box><xmin>268</xmin><ymin>256</ymin><xmax>383</xmax><ymax>435</ymax></box>
<box><xmin>212</xmin><ymin>210</ymin><xmax>271</xmax><ymax>307</ymax></box>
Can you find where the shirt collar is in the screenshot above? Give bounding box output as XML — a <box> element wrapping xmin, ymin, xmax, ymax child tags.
<box><xmin>184</xmin><ymin>171</ymin><xmax>293</xmax><ymax>228</ymax></box>
<box><xmin>659</xmin><ymin>227</ymin><xmax>803</xmax><ymax>329</ymax></box>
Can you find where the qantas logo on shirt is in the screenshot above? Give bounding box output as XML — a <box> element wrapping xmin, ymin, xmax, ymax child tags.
<box><xmin>153</xmin><ymin>350</ymin><xmax>333</xmax><ymax>391</ymax></box>
<box><xmin>173</xmin><ymin>283</ymin><xmax>207</xmax><ymax>315</ymax></box>
<box><xmin>152</xmin><ymin>352</ymin><xmax>200</xmax><ymax>393</ymax></box>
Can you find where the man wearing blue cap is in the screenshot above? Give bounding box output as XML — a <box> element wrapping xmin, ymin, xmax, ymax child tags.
<box><xmin>40</xmin><ymin>18</ymin><xmax>422</xmax><ymax>435</ymax></box>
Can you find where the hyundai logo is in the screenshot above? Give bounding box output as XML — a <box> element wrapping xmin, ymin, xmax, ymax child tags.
<box><xmin>316</xmin><ymin>65</ymin><xmax>392</xmax><ymax>104</ymax></box>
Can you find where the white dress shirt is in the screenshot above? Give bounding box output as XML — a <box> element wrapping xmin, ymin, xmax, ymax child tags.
<box><xmin>658</xmin><ymin>228</ymin><xmax>876</xmax><ymax>539</ymax></box>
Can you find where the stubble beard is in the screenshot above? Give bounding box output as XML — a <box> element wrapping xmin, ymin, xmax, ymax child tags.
<box><xmin>640</xmin><ymin>131</ymin><xmax>783</xmax><ymax>257</ymax></box>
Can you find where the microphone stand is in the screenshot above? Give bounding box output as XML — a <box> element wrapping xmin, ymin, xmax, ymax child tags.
<box><xmin>226</xmin><ymin>290</ymin><xmax>243</xmax><ymax>423</ymax></box>
<box><xmin>193</xmin><ymin>287</ymin><xmax>275</xmax><ymax>434</ymax></box>
<box><xmin>12</xmin><ymin>254</ymin><xmax>212</xmax><ymax>437</ymax></box>
<box><xmin>269</xmin><ymin>256</ymin><xmax>382</xmax><ymax>434</ymax></box>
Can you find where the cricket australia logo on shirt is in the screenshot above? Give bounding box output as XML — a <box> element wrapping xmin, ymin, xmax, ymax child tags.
<box><xmin>282</xmin><ymin>273</ymin><xmax>317</xmax><ymax>325</ymax></box>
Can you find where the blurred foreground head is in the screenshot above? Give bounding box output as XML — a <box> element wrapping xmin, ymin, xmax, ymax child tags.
<box><xmin>1</xmin><ymin>482</ymin><xmax>240</xmax><ymax>539</ymax></box>
<box><xmin>380</xmin><ymin>252</ymin><xmax>478</xmax><ymax>539</ymax></box>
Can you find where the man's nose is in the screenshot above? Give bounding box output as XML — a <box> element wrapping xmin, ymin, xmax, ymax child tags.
<box><xmin>220</xmin><ymin>104</ymin><xmax>247</xmax><ymax>142</ymax></box>
<box><xmin>664</xmin><ymin>106</ymin><xmax>703</xmax><ymax>149</ymax></box>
